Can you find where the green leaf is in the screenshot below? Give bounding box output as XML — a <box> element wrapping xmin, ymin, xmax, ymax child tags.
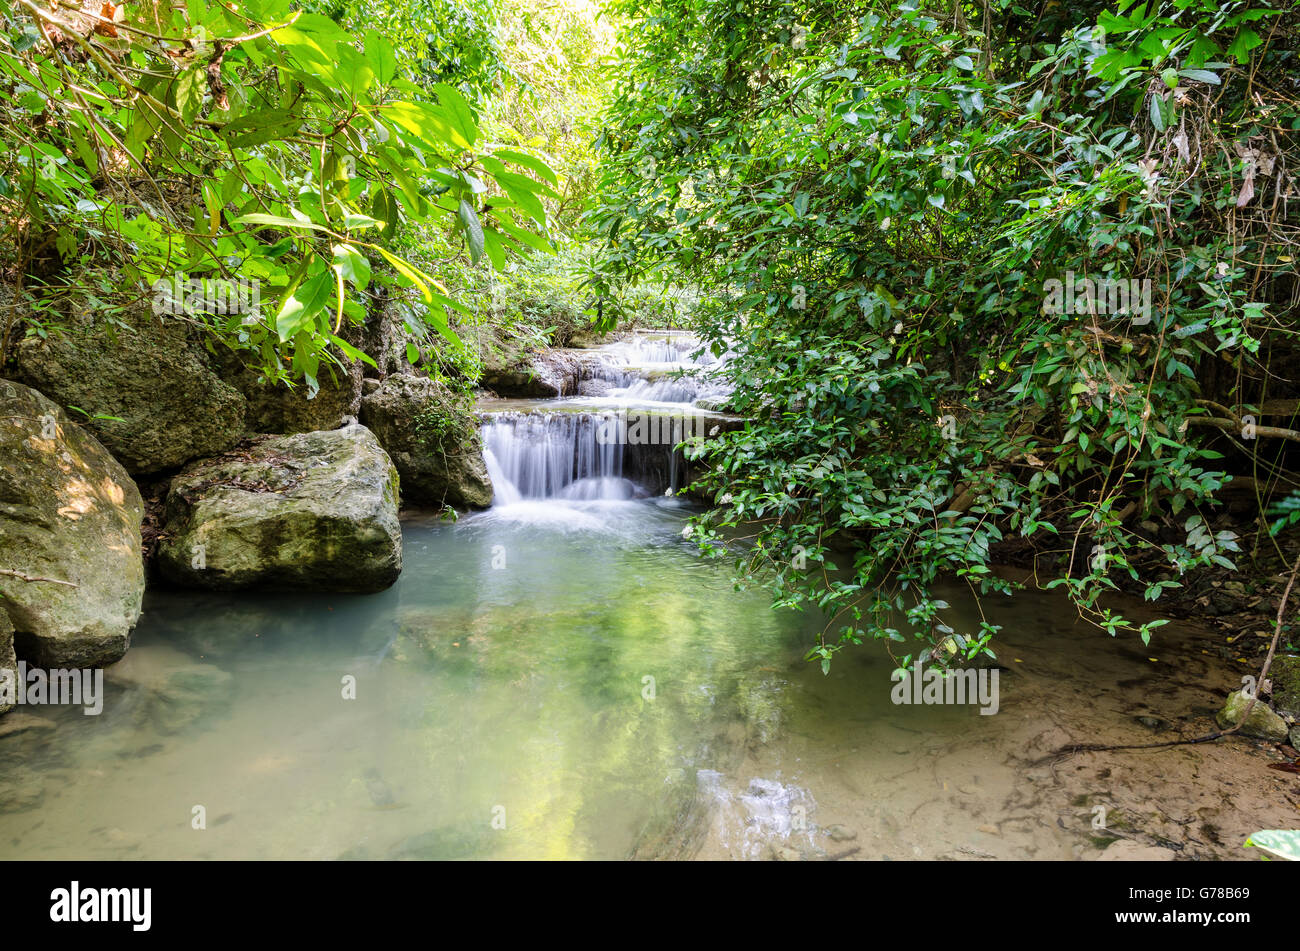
<box><xmin>431</xmin><ymin>83</ymin><xmax>478</xmax><ymax>149</ymax></box>
<box><xmin>332</xmin><ymin>244</ymin><xmax>370</xmax><ymax>290</ymax></box>
<box><xmin>220</xmin><ymin>109</ymin><xmax>304</xmax><ymax>148</ymax></box>
<box><xmin>1226</xmin><ymin>28</ymin><xmax>1263</xmax><ymax>65</ymax></box>
<box><xmin>174</xmin><ymin>68</ymin><xmax>204</xmax><ymax>125</ymax></box>
<box><xmin>457</xmin><ymin>199</ymin><xmax>485</xmax><ymax>264</ymax></box>
<box><xmin>495</xmin><ymin>182</ymin><xmax>547</xmax><ymax>227</ymax></box>
<box><xmin>276</xmin><ymin>270</ymin><xmax>334</xmax><ymax>340</ymax></box>
<box><xmin>490</xmin><ymin>213</ymin><xmax>554</xmax><ymax>254</ymax></box>
<box><xmin>1149</xmin><ymin>94</ymin><xmax>1165</xmax><ymax>132</ymax></box>
<box><xmin>363</xmin><ymin>30</ymin><xmax>398</xmax><ymax>85</ymax></box>
<box><xmin>491</xmin><ymin>147</ymin><xmax>558</xmax><ymax>185</ymax></box>
<box><xmin>233</xmin><ymin>213</ymin><xmax>331</xmax><ymax>234</ymax></box>
<box><xmin>382</xmin><ymin>100</ymin><xmax>471</xmax><ymax>152</ymax></box>
<box><xmin>481</xmin><ymin>227</ymin><xmax>506</xmax><ymax>270</ymax></box>
<box><xmin>1245</xmin><ymin>830</ymin><xmax>1300</xmax><ymax>861</ymax></box>
<box><xmin>371</xmin><ymin>188</ymin><xmax>400</xmax><ymax>235</ymax></box>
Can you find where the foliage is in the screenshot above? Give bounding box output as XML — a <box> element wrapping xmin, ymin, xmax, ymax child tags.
<box><xmin>412</xmin><ymin>387</ymin><xmax>476</xmax><ymax>452</ymax></box>
<box><xmin>306</xmin><ymin>0</ymin><xmax>506</xmax><ymax>102</ymax></box>
<box><xmin>590</xmin><ymin>0</ymin><xmax>1299</xmax><ymax>670</ymax></box>
<box><xmin>0</xmin><ymin>0</ymin><xmax>555</xmax><ymax>394</ymax></box>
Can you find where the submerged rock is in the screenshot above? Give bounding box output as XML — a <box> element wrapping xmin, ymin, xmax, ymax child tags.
<box><xmin>11</xmin><ymin>308</ymin><xmax>245</xmax><ymax>475</ymax></box>
<box><xmin>106</xmin><ymin>643</ymin><xmax>233</xmax><ymax>735</ymax></box>
<box><xmin>1097</xmin><ymin>840</ymin><xmax>1176</xmax><ymax>861</ymax></box>
<box><xmin>359</xmin><ymin>375</ymin><xmax>493</xmax><ymax>509</ymax></box>
<box><xmin>157</xmin><ymin>422</ymin><xmax>402</xmax><ymax>592</ymax></box>
<box><xmin>0</xmin><ymin>711</ymin><xmax>58</xmax><ymax>739</ymax></box>
<box><xmin>0</xmin><ymin>767</ymin><xmax>47</xmax><ymax>813</ymax></box>
<box><xmin>0</xmin><ymin>381</ymin><xmax>144</xmax><ymax>667</ymax></box>
<box><xmin>825</xmin><ymin>824</ymin><xmax>858</xmax><ymax>843</ymax></box>
<box><xmin>388</xmin><ymin>824</ymin><xmax>493</xmax><ymax>860</ymax></box>
<box><xmin>1215</xmin><ymin>688</ymin><xmax>1289</xmax><ymax>740</ymax></box>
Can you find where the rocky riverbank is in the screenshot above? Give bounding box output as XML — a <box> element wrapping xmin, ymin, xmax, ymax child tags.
<box><xmin>0</xmin><ymin>304</ymin><xmax>741</xmax><ymax>697</ymax></box>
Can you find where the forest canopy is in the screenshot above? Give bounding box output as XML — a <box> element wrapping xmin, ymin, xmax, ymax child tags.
<box><xmin>586</xmin><ymin>0</ymin><xmax>1299</xmax><ymax>669</ymax></box>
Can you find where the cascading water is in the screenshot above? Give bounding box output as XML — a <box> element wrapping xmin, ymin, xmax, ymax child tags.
<box><xmin>480</xmin><ymin>412</ymin><xmax>639</xmax><ymax>503</ymax></box>
<box><xmin>479</xmin><ymin>331</ymin><xmax>736</xmax><ymax>507</ymax></box>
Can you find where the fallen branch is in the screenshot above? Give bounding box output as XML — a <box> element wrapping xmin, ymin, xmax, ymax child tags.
<box><xmin>1186</xmin><ymin>415</ymin><xmax>1300</xmax><ymax>443</ymax></box>
<box><xmin>0</xmin><ymin>568</ymin><xmax>77</xmax><ymax>588</ymax></box>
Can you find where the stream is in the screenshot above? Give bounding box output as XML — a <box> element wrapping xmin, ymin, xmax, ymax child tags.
<box><xmin>0</xmin><ymin>333</ymin><xmax>1292</xmax><ymax>860</ymax></box>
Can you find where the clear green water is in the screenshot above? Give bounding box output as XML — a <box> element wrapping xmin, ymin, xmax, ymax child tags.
<box><xmin>1</xmin><ymin>495</ymin><xmax>1273</xmax><ymax>861</ymax></box>
<box><xmin>0</xmin><ymin>498</ymin><xmax>859</xmax><ymax>859</ymax></box>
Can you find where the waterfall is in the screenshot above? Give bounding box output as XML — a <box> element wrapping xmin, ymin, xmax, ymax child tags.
<box><xmin>479</xmin><ymin>332</ymin><xmax>735</xmax><ymax>506</ymax></box>
<box><xmin>481</xmin><ymin>412</ymin><xmax>640</xmax><ymax>502</ymax></box>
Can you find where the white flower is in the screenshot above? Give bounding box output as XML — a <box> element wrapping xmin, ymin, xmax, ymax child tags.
<box><xmin>681</xmin><ymin>525</ymin><xmax>694</xmax><ymax>538</ymax></box>
<box><xmin>719</xmin><ymin>493</ymin><xmax>733</xmax><ymax>505</ymax></box>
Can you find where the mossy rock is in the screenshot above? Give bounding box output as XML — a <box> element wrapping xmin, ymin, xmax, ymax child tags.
<box><xmin>0</xmin><ymin>381</ymin><xmax>144</xmax><ymax>667</ymax></box>
<box><xmin>360</xmin><ymin>374</ymin><xmax>493</xmax><ymax>509</ymax></box>
<box><xmin>1215</xmin><ymin>688</ymin><xmax>1289</xmax><ymax>740</ymax></box>
<box><xmin>157</xmin><ymin>422</ymin><xmax>401</xmax><ymax>592</ymax></box>
<box><xmin>1271</xmin><ymin>655</ymin><xmax>1300</xmax><ymax>719</ymax></box>
<box><xmin>12</xmin><ymin>308</ymin><xmax>246</xmax><ymax>475</ymax></box>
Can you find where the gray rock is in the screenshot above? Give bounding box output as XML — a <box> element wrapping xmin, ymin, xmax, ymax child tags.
<box><xmin>12</xmin><ymin>309</ymin><xmax>245</xmax><ymax>475</ymax></box>
<box><xmin>156</xmin><ymin>422</ymin><xmax>402</xmax><ymax>592</ymax></box>
<box><xmin>360</xmin><ymin>375</ymin><xmax>493</xmax><ymax>509</ymax></box>
<box><xmin>481</xmin><ymin>349</ymin><xmax>584</xmax><ymax>398</ymax></box>
<box><xmin>1216</xmin><ymin>688</ymin><xmax>1289</xmax><ymax>740</ymax></box>
<box><xmin>216</xmin><ymin>352</ymin><xmax>363</xmax><ymax>436</ymax></box>
<box><xmin>825</xmin><ymin>824</ymin><xmax>858</xmax><ymax>843</ymax></box>
<box><xmin>0</xmin><ymin>381</ymin><xmax>144</xmax><ymax>667</ymax></box>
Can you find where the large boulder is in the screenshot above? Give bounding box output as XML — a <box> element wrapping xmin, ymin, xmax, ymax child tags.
<box><xmin>481</xmin><ymin>348</ymin><xmax>585</xmax><ymax>398</ymax></box>
<box><xmin>12</xmin><ymin>309</ymin><xmax>246</xmax><ymax>475</ymax></box>
<box><xmin>0</xmin><ymin>380</ymin><xmax>144</xmax><ymax>667</ymax></box>
<box><xmin>359</xmin><ymin>375</ymin><xmax>493</xmax><ymax>509</ymax></box>
<box><xmin>156</xmin><ymin>422</ymin><xmax>402</xmax><ymax>592</ymax></box>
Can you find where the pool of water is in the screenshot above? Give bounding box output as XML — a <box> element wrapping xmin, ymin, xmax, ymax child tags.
<box><xmin>2</xmin><ymin>494</ymin><xmax>1293</xmax><ymax>860</ymax></box>
<box><xmin>0</xmin><ymin>498</ymin><xmax>824</xmax><ymax>859</ymax></box>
